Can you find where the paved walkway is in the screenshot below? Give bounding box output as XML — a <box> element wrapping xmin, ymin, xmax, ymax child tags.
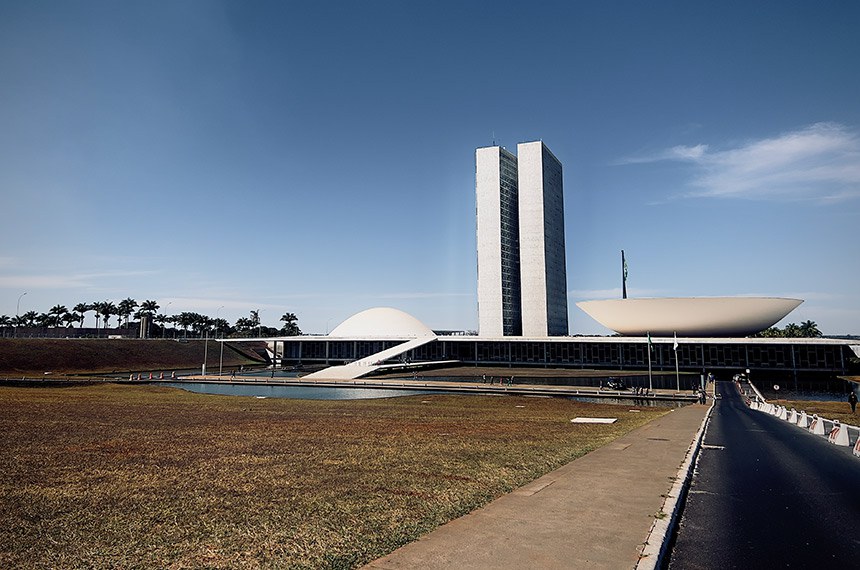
<box><xmin>364</xmin><ymin>403</ymin><xmax>709</xmax><ymax>570</ymax></box>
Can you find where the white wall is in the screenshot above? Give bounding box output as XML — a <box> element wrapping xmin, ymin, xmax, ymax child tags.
<box><xmin>476</xmin><ymin>147</ymin><xmax>503</xmax><ymax>337</ymax></box>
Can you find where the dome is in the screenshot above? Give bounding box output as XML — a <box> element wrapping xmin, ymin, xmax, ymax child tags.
<box><xmin>576</xmin><ymin>297</ymin><xmax>803</xmax><ymax>337</ymax></box>
<box><xmin>328</xmin><ymin>307</ymin><xmax>435</xmax><ymax>338</ymax></box>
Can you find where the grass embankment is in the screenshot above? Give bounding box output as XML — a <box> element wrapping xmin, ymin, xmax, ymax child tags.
<box><xmin>0</xmin><ymin>384</ymin><xmax>668</xmax><ymax>569</ymax></box>
<box><xmin>771</xmin><ymin>398</ymin><xmax>859</xmax><ymax>426</ymax></box>
<box><xmin>0</xmin><ymin>338</ymin><xmax>262</xmax><ymax>375</ymax></box>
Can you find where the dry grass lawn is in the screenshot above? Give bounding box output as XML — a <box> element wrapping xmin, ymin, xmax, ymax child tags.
<box><xmin>1</xmin><ymin>384</ymin><xmax>668</xmax><ymax>569</ymax></box>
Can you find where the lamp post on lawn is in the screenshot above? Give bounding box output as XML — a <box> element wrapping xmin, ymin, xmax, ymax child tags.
<box><xmin>14</xmin><ymin>292</ymin><xmax>27</xmax><ymax>338</ymax></box>
<box><xmin>216</xmin><ymin>306</ymin><xmax>225</xmax><ymax>377</ymax></box>
<box><xmin>162</xmin><ymin>301</ymin><xmax>172</xmax><ymax>338</ymax></box>
<box><xmin>202</xmin><ymin>329</ymin><xmax>209</xmax><ymax>376</ymax></box>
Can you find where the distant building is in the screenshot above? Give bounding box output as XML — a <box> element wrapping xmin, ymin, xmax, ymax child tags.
<box><xmin>476</xmin><ymin>141</ymin><xmax>568</xmax><ymax>337</ymax></box>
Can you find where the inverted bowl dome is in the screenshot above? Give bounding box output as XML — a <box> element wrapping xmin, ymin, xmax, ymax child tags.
<box><xmin>576</xmin><ymin>297</ymin><xmax>803</xmax><ymax>337</ymax></box>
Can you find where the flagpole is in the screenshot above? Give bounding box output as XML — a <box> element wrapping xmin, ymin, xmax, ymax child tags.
<box><xmin>674</xmin><ymin>332</ymin><xmax>680</xmax><ymax>392</ymax></box>
<box><xmin>647</xmin><ymin>332</ymin><xmax>653</xmax><ymax>392</ymax></box>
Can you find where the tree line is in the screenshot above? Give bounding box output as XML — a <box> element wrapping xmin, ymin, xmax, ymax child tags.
<box><xmin>0</xmin><ymin>299</ymin><xmax>301</xmax><ymax>338</ymax></box>
<box><xmin>755</xmin><ymin>320</ymin><xmax>822</xmax><ymax>338</ymax></box>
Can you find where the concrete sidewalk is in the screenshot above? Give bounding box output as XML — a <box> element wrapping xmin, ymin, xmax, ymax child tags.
<box><xmin>364</xmin><ymin>403</ymin><xmax>709</xmax><ymax>570</ymax></box>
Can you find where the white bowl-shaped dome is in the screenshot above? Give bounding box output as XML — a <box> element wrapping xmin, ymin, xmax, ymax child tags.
<box><xmin>328</xmin><ymin>307</ymin><xmax>435</xmax><ymax>338</ymax></box>
<box><xmin>576</xmin><ymin>297</ymin><xmax>803</xmax><ymax>337</ymax></box>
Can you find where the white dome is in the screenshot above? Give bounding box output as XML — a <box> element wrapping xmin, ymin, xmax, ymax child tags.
<box><xmin>328</xmin><ymin>307</ymin><xmax>435</xmax><ymax>338</ymax></box>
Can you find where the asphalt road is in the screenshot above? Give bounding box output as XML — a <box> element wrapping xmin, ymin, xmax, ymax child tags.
<box><xmin>668</xmin><ymin>381</ymin><xmax>860</xmax><ymax>568</ymax></box>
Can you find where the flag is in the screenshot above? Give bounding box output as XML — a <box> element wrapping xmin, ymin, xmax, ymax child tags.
<box><xmin>623</xmin><ymin>258</ymin><xmax>628</xmax><ymax>282</ymax></box>
<box><xmin>647</xmin><ymin>332</ymin><xmax>653</xmax><ymax>351</ymax></box>
<box><xmin>673</xmin><ymin>332</ymin><xmax>678</xmax><ymax>352</ymax></box>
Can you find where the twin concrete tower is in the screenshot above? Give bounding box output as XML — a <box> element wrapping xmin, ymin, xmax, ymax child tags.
<box><xmin>476</xmin><ymin>141</ymin><xmax>568</xmax><ymax>337</ymax></box>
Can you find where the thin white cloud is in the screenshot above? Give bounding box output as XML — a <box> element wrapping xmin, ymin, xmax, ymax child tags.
<box><xmin>366</xmin><ymin>292</ymin><xmax>472</xmax><ymax>300</ymax></box>
<box><xmin>670</xmin><ymin>144</ymin><xmax>708</xmax><ymax>160</ymax></box>
<box><xmin>0</xmin><ymin>270</ymin><xmax>158</xmax><ymax>290</ymax></box>
<box><xmin>622</xmin><ymin>123</ymin><xmax>860</xmax><ymax>202</ymax></box>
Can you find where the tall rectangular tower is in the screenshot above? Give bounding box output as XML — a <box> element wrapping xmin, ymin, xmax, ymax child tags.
<box><xmin>517</xmin><ymin>141</ymin><xmax>569</xmax><ymax>336</ymax></box>
<box><xmin>476</xmin><ymin>146</ymin><xmax>522</xmax><ymax>337</ymax></box>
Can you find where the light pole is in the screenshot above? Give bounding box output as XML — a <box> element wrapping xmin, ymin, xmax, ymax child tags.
<box><xmin>257</xmin><ymin>308</ymin><xmax>262</xmax><ymax>338</ymax></box>
<box><xmin>14</xmin><ymin>292</ymin><xmax>27</xmax><ymax>338</ymax></box>
<box><xmin>216</xmin><ymin>306</ymin><xmax>225</xmax><ymax>377</ymax></box>
<box><xmin>202</xmin><ymin>329</ymin><xmax>209</xmax><ymax>376</ymax></box>
<box><xmin>162</xmin><ymin>301</ymin><xmax>172</xmax><ymax>339</ymax></box>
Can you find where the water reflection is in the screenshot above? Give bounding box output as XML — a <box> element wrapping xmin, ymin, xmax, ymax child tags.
<box><xmin>166</xmin><ymin>382</ymin><xmax>433</xmax><ymax>400</ymax></box>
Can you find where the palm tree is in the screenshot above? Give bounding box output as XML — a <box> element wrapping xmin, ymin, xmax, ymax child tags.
<box><xmin>235</xmin><ymin>317</ymin><xmax>254</xmax><ymax>333</ymax></box>
<box><xmin>73</xmin><ymin>303</ymin><xmax>91</xmax><ymax>328</ymax></box>
<box><xmin>62</xmin><ymin>312</ymin><xmax>78</xmax><ymax>328</ymax></box>
<box><xmin>280</xmin><ymin>312</ymin><xmax>302</xmax><ymax>336</ymax></box>
<box><xmin>137</xmin><ymin>300</ymin><xmax>159</xmax><ymax>318</ymax></box>
<box><xmin>91</xmin><ymin>301</ymin><xmax>104</xmax><ymax>331</ymax></box>
<box><xmin>212</xmin><ymin>318</ymin><xmax>231</xmax><ymax>337</ymax></box>
<box><xmin>153</xmin><ymin>313</ymin><xmax>169</xmax><ymax>338</ymax></box>
<box><xmin>48</xmin><ymin>305</ymin><xmax>69</xmax><ymax>328</ymax></box>
<box><xmin>22</xmin><ymin>311</ymin><xmax>38</xmax><ymax>327</ymax></box>
<box><xmin>176</xmin><ymin>312</ymin><xmax>195</xmax><ymax>338</ymax></box>
<box><xmin>117</xmin><ymin>298</ymin><xmax>138</xmax><ymax>327</ymax></box>
<box><xmin>250</xmin><ymin>310</ymin><xmax>261</xmax><ymax>337</ymax></box>
<box><xmin>799</xmin><ymin>320</ymin><xmax>822</xmax><ymax>338</ymax></box>
<box><xmin>99</xmin><ymin>301</ymin><xmax>117</xmax><ymax>330</ymax></box>
<box><xmin>783</xmin><ymin>323</ymin><xmax>802</xmax><ymax>338</ymax></box>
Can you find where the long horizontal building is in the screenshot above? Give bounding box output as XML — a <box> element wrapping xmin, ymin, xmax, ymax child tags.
<box><xmin>252</xmin><ymin>309</ymin><xmax>859</xmax><ymax>388</ymax></box>
<box><xmin>274</xmin><ymin>335</ymin><xmax>856</xmax><ymax>376</ymax></box>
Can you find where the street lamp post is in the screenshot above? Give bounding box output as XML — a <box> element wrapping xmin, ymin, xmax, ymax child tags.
<box><xmin>216</xmin><ymin>306</ymin><xmax>225</xmax><ymax>377</ymax></box>
<box><xmin>202</xmin><ymin>329</ymin><xmax>209</xmax><ymax>376</ymax></box>
<box><xmin>14</xmin><ymin>292</ymin><xmax>27</xmax><ymax>338</ymax></box>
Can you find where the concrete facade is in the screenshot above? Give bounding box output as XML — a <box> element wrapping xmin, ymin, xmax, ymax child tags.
<box><xmin>476</xmin><ymin>146</ymin><xmax>521</xmax><ymax>337</ymax></box>
<box><xmin>518</xmin><ymin>141</ymin><xmax>568</xmax><ymax>336</ymax></box>
<box><xmin>476</xmin><ymin>141</ymin><xmax>568</xmax><ymax>337</ymax></box>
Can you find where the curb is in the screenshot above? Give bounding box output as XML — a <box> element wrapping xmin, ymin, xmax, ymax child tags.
<box><xmin>636</xmin><ymin>399</ymin><xmax>714</xmax><ymax>569</ymax></box>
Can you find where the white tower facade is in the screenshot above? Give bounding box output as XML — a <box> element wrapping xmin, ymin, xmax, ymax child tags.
<box><xmin>475</xmin><ymin>140</ymin><xmax>568</xmax><ymax>337</ymax></box>
<box><xmin>476</xmin><ymin>146</ymin><xmax>521</xmax><ymax>337</ymax></box>
<box><xmin>517</xmin><ymin>141</ymin><xmax>568</xmax><ymax>336</ymax></box>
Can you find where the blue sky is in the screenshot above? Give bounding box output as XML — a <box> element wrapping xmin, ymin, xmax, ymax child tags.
<box><xmin>1</xmin><ymin>1</ymin><xmax>858</xmax><ymax>335</ymax></box>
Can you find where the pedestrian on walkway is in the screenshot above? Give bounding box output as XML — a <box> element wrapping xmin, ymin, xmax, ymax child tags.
<box><xmin>849</xmin><ymin>391</ymin><xmax>857</xmax><ymax>413</ymax></box>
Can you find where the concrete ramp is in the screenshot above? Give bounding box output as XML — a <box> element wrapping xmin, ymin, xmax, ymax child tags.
<box><xmin>304</xmin><ymin>336</ymin><xmax>436</xmax><ymax>380</ymax></box>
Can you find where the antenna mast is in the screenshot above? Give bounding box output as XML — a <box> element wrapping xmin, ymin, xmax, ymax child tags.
<box><xmin>622</xmin><ymin>250</ymin><xmax>628</xmax><ymax>300</ymax></box>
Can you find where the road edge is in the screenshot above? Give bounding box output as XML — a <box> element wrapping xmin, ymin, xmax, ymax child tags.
<box><xmin>636</xmin><ymin>398</ymin><xmax>715</xmax><ymax>569</ymax></box>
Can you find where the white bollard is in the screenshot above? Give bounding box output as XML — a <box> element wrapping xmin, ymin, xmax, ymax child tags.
<box><xmin>797</xmin><ymin>411</ymin><xmax>809</xmax><ymax>428</ymax></box>
<box><xmin>827</xmin><ymin>421</ymin><xmax>850</xmax><ymax>446</ymax></box>
<box><xmin>854</xmin><ymin>433</ymin><xmax>860</xmax><ymax>457</ymax></box>
<box><xmin>809</xmin><ymin>415</ymin><xmax>825</xmax><ymax>436</ymax></box>
<box><xmin>778</xmin><ymin>406</ymin><xmax>788</xmax><ymax>421</ymax></box>
<box><xmin>788</xmin><ymin>408</ymin><xmax>798</xmax><ymax>423</ymax></box>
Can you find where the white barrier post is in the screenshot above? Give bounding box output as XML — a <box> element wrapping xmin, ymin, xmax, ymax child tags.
<box><xmin>778</xmin><ymin>406</ymin><xmax>788</xmax><ymax>421</ymax></box>
<box><xmin>854</xmin><ymin>430</ymin><xmax>860</xmax><ymax>457</ymax></box>
<box><xmin>828</xmin><ymin>421</ymin><xmax>850</xmax><ymax>446</ymax></box>
<box><xmin>797</xmin><ymin>411</ymin><xmax>809</xmax><ymax>428</ymax></box>
<box><xmin>809</xmin><ymin>415</ymin><xmax>826</xmax><ymax>436</ymax></box>
<box><xmin>787</xmin><ymin>408</ymin><xmax>797</xmax><ymax>423</ymax></box>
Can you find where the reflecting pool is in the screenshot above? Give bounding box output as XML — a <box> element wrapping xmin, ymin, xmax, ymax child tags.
<box><xmin>166</xmin><ymin>382</ymin><xmax>434</xmax><ymax>400</ymax></box>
